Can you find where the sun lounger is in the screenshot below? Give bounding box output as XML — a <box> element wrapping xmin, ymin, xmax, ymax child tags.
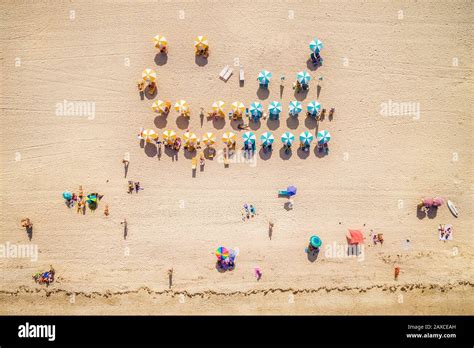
<box><xmin>239</xmin><ymin>67</ymin><xmax>244</xmax><ymax>82</ymax></box>
<box><xmin>278</xmin><ymin>190</ymin><xmax>289</xmax><ymax>196</ymax></box>
<box><xmin>192</xmin><ymin>157</ymin><xmax>197</xmax><ymax>170</ymax></box>
<box><xmin>222</xmin><ymin>67</ymin><xmax>233</xmax><ymax>81</ymax></box>
<box><xmin>219</xmin><ymin>65</ymin><xmax>230</xmax><ymax>80</ymax></box>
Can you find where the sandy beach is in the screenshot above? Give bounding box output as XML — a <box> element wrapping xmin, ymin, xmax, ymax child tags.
<box><xmin>0</xmin><ymin>0</ymin><xmax>473</xmax><ymax>315</ymax></box>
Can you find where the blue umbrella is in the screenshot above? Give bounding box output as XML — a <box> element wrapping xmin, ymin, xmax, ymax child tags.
<box><xmin>310</xmin><ymin>235</ymin><xmax>322</xmax><ymax>248</ymax></box>
<box><xmin>258</xmin><ymin>70</ymin><xmax>272</xmax><ymax>85</ymax></box>
<box><xmin>288</xmin><ymin>101</ymin><xmax>302</xmax><ymax>116</ymax></box>
<box><xmin>62</xmin><ymin>191</ymin><xmax>72</xmax><ymax>200</ymax></box>
<box><xmin>307</xmin><ymin>101</ymin><xmax>321</xmax><ymax>116</ymax></box>
<box><xmin>287</xmin><ymin>186</ymin><xmax>297</xmax><ymax>196</ymax></box>
<box><xmin>260</xmin><ymin>132</ymin><xmax>275</xmax><ymax>146</ymax></box>
<box><xmin>317</xmin><ymin>130</ymin><xmax>331</xmax><ymax>144</ymax></box>
<box><xmin>243</xmin><ymin>131</ymin><xmax>256</xmax><ymax>145</ymax></box>
<box><xmin>250</xmin><ymin>102</ymin><xmax>263</xmax><ymax>119</ymax></box>
<box><xmin>300</xmin><ymin>131</ymin><xmax>314</xmax><ymax>145</ymax></box>
<box><xmin>297</xmin><ymin>71</ymin><xmax>312</xmax><ymax>85</ymax></box>
<box><xmin>281</xmin><ymin>132</ymin><xmax>295</xmax><ymax>146</ymax></box>
<box><xmin>268</xmin><ymin>101</ymin><xmax>282</xmax><ymax>116</ymax></box>
<box><xmin>309</xmin><ymin>38</ymin><xmax>323</xmax><ymax>53</ymax></box>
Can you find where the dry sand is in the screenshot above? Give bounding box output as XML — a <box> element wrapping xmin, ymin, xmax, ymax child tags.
<box><xmin>0</xmin><ymin>0</ymin><xmax>473</xmax><ymax>314</ymax></box>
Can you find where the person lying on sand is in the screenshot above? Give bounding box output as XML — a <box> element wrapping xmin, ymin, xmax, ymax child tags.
<box><xmin>137</xmin><ymin>79</ymin><xmax>145</xmax><ymax>92</ymax></box>
<box><xmin>21</xmin><ymin>218</ymin><xmax>33</xmax><ymax>229</ymax></box>
<box><xmin>238</xmin><ymin>123</ymin><xmax>249</xmax><ymax>130</ymax></box>
<box><xmin>134</xmin><ymin>182</ymin><xmax>143</xmax><ymax>193</ymax></box>
<box><xmin>104</xmin><ymin>205</ymin><xmax>109</xmax><ymax>216</ymax></box>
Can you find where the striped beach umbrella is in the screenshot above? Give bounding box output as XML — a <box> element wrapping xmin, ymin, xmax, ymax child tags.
<box><xmin>258</xmin><ymin>70</ymin><xmax>272</xmax><ymax>85</ymax></box>
<box><xmin>309</xmin><ymin>38</ymin><xmax>323</xmax><ymax>53</ymax></box>
<box><xmin>174</xmin><ymin>100</ymin><xmax>189</xmax><ymax>114</ymax></box>
<box><xmin>222</xmin><ymin>131</ymin><xmax>236</xmax><ymax>146</ymax></box>
<box><xmin>307</xmin><ymin>101</ymin><xmax>321</xmax><ymax>116</ymax></box>
<box><xmin>310</xmin><ymin>235</ymin><xmax>322</xmax><ymax>248</ymax></box>
<box><xmin>231</xmin><ymin>101</ymin><xmax>245</xmax><ymax>115</ymax></box>
<box><xmin>242</xmin><ymin>131</ymin><xmax>256</xmax><ymax>145</ymax></box>
<box><xmin>212</xmin><ymin>100</ymin><xmax>225</xmax><ymax>115</ymax></box>
<box><xmin>297</xmin><ymin>71</ymin><xmax>312</xmax><ymax>85</ymax></box>
<box><xmin>163</xmin><ymin>129</ymin><xmax>177</xmax><ymax>145</ymax></box>
<box><xmin>250</xmin><ymin>102</ymin><xmax>263</xmax><ymax>118</ymax></box>
<box><xmin>289</xmin><ymin>101</ymin><xmax>302</xmax><ymax>116</ymax></box>
<box><xmin>152</xmin><ymin>100</ymin><xmax>167</xmax><ymax>113</ymax></box>
<box><xmin>194</xmin><ymin>36</ymin><xmax>208</xmax><ymax>50</ymax></box>
<box><xmin>300</xmin><ymin>131</ymin><xmax>314</xmax><ymax>145</ymax></box>
<box><xmin>260</xmin><ymin>132</ymin><xmax>275</xmax><ymax>146</ymax></box>
<box><xmin>142</xmin><ymin>68</ymin><xmax>157</xmax><ymax>82</ymax></box>
<box><xmin>215</xmin><ymin>246</ymin><xmax>229</xmax><ymax>261</ymax></box>
<box><xmin>183</xmin><ymin>131</ymin><xmax>198</xmax><ymax>145</ymax></box>
<box><xmin>202</xmin><ymin>132</ymin><xmax>216</xmax><ymax>146</ymax></box>
<box><xmin>281</xmin><ymin>132</ymin><xmax>295</xmax><ymax>146</ymax></box>
<box><xmin>153</xmin><ymin>35</ymin><xmax>167</xmax><ymax>49</ymax></box>
<box><xmin>268</xmin><ymin>101</ymin><xmax>282</xmax><ymax>116</ymax></box>
<box><xmin>317</xmin><ymin>130</ymin><xmax>331</xmax><ymax>144</ymax></box>
<box><xmin>142</xmin><ymin>129</ymin><xmax>158</xmax><ymax>142</ymax></box>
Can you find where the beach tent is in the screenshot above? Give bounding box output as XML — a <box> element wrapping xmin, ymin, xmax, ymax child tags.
<box><xmin>142</xmin><ymin>129</ymin><xmax>158</xmax><ymax>143</ymax></box>
<box><xmin>289</xmin><ymin>101</ymin><xmax>302</xmax><ymax>116</ymax></box>
<box><xmin>153</xmin><ymin>35</ymin><xmax>167</xmax><ymax>49</ymax></box>
<box><xmin>142</xmin><ymin>68</ymin><xmax>157</xmax><ymax>82</ymax></box>
<box><xmin>347</xmin><ymin>229</ymin><xmax>364</xmax><ymax>245</ymax></box>
<box><xmin>258</xmin><ymin>70</ymin><xmax>272</xmax><ymax>85</ymax></box>
<box><xmin>260</xmin><ymin>132</ymin><xmax>274</xmax><ymax>146</ymax></box>
<box><xmin>268</xmin><ymin>101</ymin><xmax>282</xmax><ymax>117</ymax></box>
<box><xmin>307</xmin><ymin>101</ymin><xmax>321</xmax><ymax>116</ymax></box>
<box><xmin>215</xmin><ymin>246</ymin><xmax>229</xmax><ymax>261</ymax></box>
<box><xmin>212</xmin><ymin>100</ymin><xmax>225</xmax><ymax>116</ymax></box>
<box><xmin>243</xmin><ymin>131</ymin><xmax>256</xmax><ymax>146</ymax></box>
<box><xmin>281</xmin><ymin>132</ymin><xmax>295</xmax><ymax>146</ymax></box>
<box><xmin>309</xmin><ymin>38</ymin><xmax>323</xmax><ymax>53</ymax></box>
<box><xmin>202</xmin><ymin>132</ymin><xmax>216</xmax><ymax>146</ymax></box>
<box><xmin>316</xmin><ymin>130</ymin><xmax>331</xmax><ymax>144</ymax></box>
<box><xmin>222</xmin><ymin>132</ymin><xmax>236</xmax><ymax>146</ymax></box>
<box><xmin>297</xmin><ymin>71</ymin><xmax>312</xmax><ymax>85</ymax></box>
<box><xmin>231</xmin><ymin>101</ymin><xmax>245</xmax><ymax>116</ymax></box>
<box><xmin>194</xmin><ymin>36</ymin><xmax>209</xmax><ymax>50</ymax></box>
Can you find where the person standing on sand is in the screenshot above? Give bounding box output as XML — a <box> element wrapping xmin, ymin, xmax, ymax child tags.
<box><xmin>104</xmin><ymin>204</ymin><xmax>109</xmax><ymax>216</ymax></box>
<box><xmin>394</xmin><ymin>266</ymin><xmax>400</xmax><ymax>280</ymax></box>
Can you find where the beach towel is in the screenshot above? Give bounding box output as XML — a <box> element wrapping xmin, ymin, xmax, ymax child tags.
<box><xmin>438</xmin><ymin>224</ymin><xmax>453</xmax><ymax>241</ymax></box>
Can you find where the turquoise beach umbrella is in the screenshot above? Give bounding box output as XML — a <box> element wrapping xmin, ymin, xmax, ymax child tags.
<box><xmin>289</xmin><ymin>101</ymin><xmax>302</xmax><ymax>116</ymax></box>
<box><xmin>260</xmin><ymin>132</ymin><xmax>275</xmax><ymax>146</ymax></box>
<box><xmin>62</xmin><ymin>191</ymin><xmax>72</xmax><ymax>200</ymax></box>
<box><xmin>281</xmin><ymin>132</ymin><xmax>295</xmax><ymax>146</ymax></box>
<box><xmin>268</xmin><ymin>101</ymin><xmax>282</xmax><ymax>115</ymax></box>
<box><xmin>317</xmin><ymin>130</ymin><xmax>331</xmax><ymax>144</ymax></box>
<box><xmin>307</xmin><ymin>101</ymin><xmax>321</xmax><ymax>116</ymax></box>
<box><xmin>250</xmin><ymin>102</ymin><xmax>263</xmax><ymax>118</ymax></box>
<box><xmin>258</xmin><ymin>70</ymin><xmax>272</xmax><ymax>85</ymax></box>
<box><xmin>297</xmin><ymin>71</ymin><xmax>312</xmax><ymax>85</ymax></box>
<box><xmin>309</xmin><ymin>38</ymin><xmax>323</xmax><ymax>53</ymax></box>
<box><xmin>300</xmin><ymin>131</ymin><xmax>314</xmax><ymax>145</ymax></box>
<box><xmin>243</xmin><ymin>131</ymin><xmax>256</xmax><ymax>145</ymax></box>
<box><xmin>310</xmin><ymin>235</ymin><xmax>322</xmax><ymax>248</ymax></box>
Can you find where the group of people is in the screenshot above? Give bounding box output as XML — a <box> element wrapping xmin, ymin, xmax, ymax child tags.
<box><xmin>137</xmin><ymin>79</ymin><xmax>156</xmax><ymax>95</ymax></box>
<box><xmin>32</xmin><ymin>266</ymin><xmax>55</xmax><ymax>286</ymax></box>
<box><xmin>63</xmin><ymin>186</ymin><xmax>104</xmax><ymax>215</ymax></box>
<box><xmin>127</xmin><ymin>181</ymin><xmax>143</xmax><ymax>194</ymax></box>
<box><xmin>419</xmin><ymin>197</ymin><xmax>444</xmax><ymax>212</ymax></box>
<box><xmin>241</xmin><ymin>203</ymin><xmax>257</xmax><ymax>222</ymax></box>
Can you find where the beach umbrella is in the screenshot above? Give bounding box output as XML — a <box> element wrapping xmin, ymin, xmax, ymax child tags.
<box><xmin>163</xmin><ymin>129</ymin><xmax>177</xmax><ymax>144</ymax></box>
<box><xmin>62</xmin><ymin>191</ymin><xmax>72</xmax><ymax>200</ymax></box>
<box><xmin>194</xmin><ymin>35</ymin><xmax>208</xmax><ymax>50</ymax></box>
<box><xmin>153</xmin><ymin>35</ymin><xmax>167</xmax><ymax>49</ymax></box>
<box><xmin>222</xmin><ymin>131</ymin><xmax>236</xmax><ymax>146</ymax></box>
<box><xmin>289</xmin><ymin>101</ymin><xmax>302</xmax><ymax>116</ymax></box>
<box><xmin>142</xmin><ymin>68</ymin><xmax>157</xmax><ymax>82</ymax></box>
<box><xmin>174</xmin><ymin>100</ymin><xmax>189</xmax><ymax>114</ymax></box>
<box><xmin>281</xmin><ymin>132</ymin><xmax>295</xmax><ymax>146</ymax></box>
<box><xmin>258</xmin><ymin>70</ymin><xmax>272</xmax><ymax>85</ymax></box>
<box><xmin>242</xmin><ymin>131</ymin><xmax>256</xmax><ymax>146</ymax></box>
<box><xmin>212</xmin><ymin>100</ymin><xmax>225</xmax><ymax>115</ymax></box>
<box><xmin>347</xmin><ymin>229</ymin><xmax>364</xmax><ymax>245</ymax></box>
<box><xmin>231</xmin><ymin>101</ymin><xmax>245</xmax><ymax>115</ymax></box>
<box><xmin>307</xmin><ymin>101</ymin><xmax>321</xmax><ymax>116</ymax></box>
<box><xmin>299</xmin><ymin>131</ymin><xmax>314</xmax><ymax>145</ymax></box>
<box><xmin>142</xmin><ymin>129</ymin><xmax>158</xmax><ymax>142</ymax></box>
<box><xmin>317</xmin><ymin>130</ymin><xmax>331</xmax><ymax>144</ymax></box>
<box><xmin>297</xmin><ymin>71</ymin><xmax>312</xmax><ymax>85</ymax></box>
<box><xmin>202</xmin><ymin>132</ymin><xmax>216</xmax><ymax>146</ymax></box>
<box><xmin>249</xmin><ymin>102</ymin><xmax>263</xmax><ymax>118</ymax></box>
<box><xmin>309</xmin><ymin>38</ymin><xmax>323</xmax><ymax>53</ymax></box>
<box><xmin>268</xmin><ymin>101</ymin><xmax>282</xmax><ymax>116</ymax></box>
<box><xmin>183</xmin><ymin>131</ymin><xmax>198</xmax><ymax>145</ymax></box>
<box><xmin>287</xmin><ymin>186</ymin><xmax>297</xmax><ymax>196</ymax></box>
<box><xmin>152</xmin><ymin>100</ymin><xmax>167</xmax><ymax>114</ymax></box>
<box><xmin>86</xmin><ymin>194</ymin><xmax>97</xmax><ymax>204</ymax></box>
<box><xmin>260</xmin><ymin>132</ymin><xmax>275</xmax><ymax>146</ymax></box>
<box><xmin>215</xmin><ymin>246</ymin><xmax>229</xmax><ymax>261</ymax></box>
<box><xmin>310</xmin><ymin>235</ymin><xmax>322</xmax><ymax>248</ymax></box>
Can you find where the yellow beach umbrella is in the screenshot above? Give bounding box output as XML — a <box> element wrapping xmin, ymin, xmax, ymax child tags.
<box><xmin>142</xmin><ymin>68</ymin><xmax>157</xmax><ymax>82</ymax></box>
<box><xmin>174</xmin><ymin>100</ymin><xmax>189</xmax><ymax>114</ymax></box>
<box><xmin>163</xmin><ymin>129</ymin><xmax>177</xmax><ymax>145</ymax></box>
<box><xmin>183</xmin><ymin>131</ymin><xmax>198</xmax><ymax>145</ymax></box>
<box><xmin>142</xmin><ymin>129</ymin><xmax>158</xmax><ymax>143</ymax></box>
<box><xmin>231</xmin><ymin>101</ymin><xmax>245</xmax><ymax>115</ymax></box>
<box><xmin>152</xmin><ymin>100</ymin><xmax>167</xmax><ymax>113</ymax></box>
<box><xmin>222</xmin><ymin>131</ymin><xmax>236</xmax><ymax>146</ymax></box>
<box><xmin>153</xmin><ymin>35</ymin><xmax>167</xmax><ymax>49</ymax></box>
<box><xmin>212</xmin><ymin>100</ymin><xmax>225</xmax><ymax>116</ymax></box>
<box><xmin>194</xmin><ymin>36</ymin><xmax>208</xmax><ymax>50</ymax></box>
<box><xmin>202</xmin><ymin>132</ymin><xmax>216</xmax><ymax>146</ymax></box>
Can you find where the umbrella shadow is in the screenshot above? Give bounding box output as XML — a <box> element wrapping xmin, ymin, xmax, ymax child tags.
<box><xmin>286</xmin><ymin>116</ymin><xmax>299</xmax><ymax>129</ymax></box>
<box><xmin>215</xmin><ymin>261</ymin><xmax>227</xmax><ymax>273</ymax></box>
<box><xmin>257</xmin><ymin>87</ymin><xmax>270</xmax><ymax>100</ymax></box>
<box><xmin>195</xmin><ymin>56</ymin><xmax>208</xmax><ymax>66</ymax></box>
<box><xmin>304</xmin><ymin>116</ymin><xmax>318</xmax><ymax>129</ymax></box>
<box><xmin>416</xmin><ymin>205</ymin><xmax>427</xmax><ymax>219</ymax></box>
<box><xmin>314</xmin><ymin>145</ymin><xmax>328</xmax><ymax>158</ymax></box>
<box><xmin>176</xmin><ymin>115</ymin><xmax>190</xmax><ymax>130</ymax></box>
<box><xmin>297</xmin><ymin>147</ymin><xmax>310</xmax><ymax>159</ymax></box>
<box><xmin>144</xmin><ymin>143</ymin><xmax>157</xmax><ymax>157</ymax></box>
<box><xmin>307</xmin><ymin>248</ymin><xmax>320</xmax><ymax>262</ymax></box>
<box><xmin>184</xmin><ymin>148</ymin><xmax>196</xmax><ymax>160</ymax></box>
<box><xmin>212</xmin><ymin>117</ymin><xmax>226</xmax><ymax>130</ymax></box>
<box><xmin>164</xmin><ymin>146</ymin><xmax>178</xmax><ymax>160</ymax></box>
<box><xmin>306</xmin><ymin>58</ymin><xmax>319</xmax><ymax>72</ymax></box>
<box><xmin>279</xmin><ymin>147</ymin><xmax>292</xmax><ymax>160</ymax></box>
<box><xmin>249</xmin><ymin>120</ymin><xmax>261</xmax><ymax>131</ymax></box>
<box><xmin>230</xmin><ymin>118</ymin><xmax>243</xmax><ymax>130</ymax></box>
<box><xmin>427</xmin><ymin>207</ymin><xmax>439</xmax><ymax>219</ymax></box>
<box><xmin>154</xmin><ymin>53</ymin><xmax>168</xmax><ymax>66</ymax></box>
<box><xmin>144</xmin><ymin>86</ymin><xmax>157</xmax><ymax>99</ymax></box>
<box><xmin>154</xmin><ymin>115</ymin><xmax>167</xmax><ymax>129</ymax></box>
<box><xmin>259</xmin><ymin>147</ymin><xmax>272</xmax><ymax>161</ymax></box>
<box><xmin>294</xmin><ymin>89</ymin><xmax>309</xmax><ymax>101</ymax></box>
<box><xmin>266</xmin><ymin>118</ymin><xmax>280</xmax><ymax>130</ymax></box>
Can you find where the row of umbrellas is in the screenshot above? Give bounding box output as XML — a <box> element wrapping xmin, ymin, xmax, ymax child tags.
<box><xmin>140</xmin><ymin>129</ymin><xmax>331</xmax><ymax>147</ymax></box>
<box><xmin>153</xmin><ymin>35</ymin><xmax>209</xmax><ymax>50</ymax></box>
<box><xmin>151</xmin><ymin>100</ymin><xmax>321</xmax><ymax>117</ymax></box>
<box><xmin>258</xmin><ymin>70</ymin><xmax>312</xmax><ymax>86</ymax></box>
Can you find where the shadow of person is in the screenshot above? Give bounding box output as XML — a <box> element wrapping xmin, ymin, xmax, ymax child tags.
<box><xmin>286</xmin><ymin>116</ymin><xmax>299</xmax><ymax>129</ymax></box>
<box><xmin>154</xmin><ymin>115</ymin><xmax>167</xmax><ymax>129</ymax></box>
<box><xmin>279</xmin><ymin>147</ymin><xmax>292</xmax><ymax>160</ymax></box>
<box><xmin>26</xmin><ymin>226</ymin><xmax>33</xmax><ymax>241</ymax></box>
<box><xmin>266</xmin><ymin>118</ymin><xmax>280</xmax><ymax>130</ymax></box>
<box><xmin>280</xmin><ymin>85</ymin><xmax>284</xmax><ymax>98</ymax></box>
<box><xmin>154</xmin><ymin>53</ymin><xmax>168</xmax><ymax>66</ymax></box>
<box><xmin>176</xmin><ymin>115</ymin><xmax>190</xmax><ymax>130</ymax></box>
<box><xmin>168</xmin><ymin>273</ymin><xmax>173</xmax><ymax>289</ymax></box>
<box><xmin>212</xmin><ymin>117</ymin><xmax>226</xmax><ymax>130</ymax></box>
<box><xmin>416</xmin><ymin>205</ymin><xmax>427</xmax><ymax>219</ymax></box>
<box><xmin>259</xmin><ymin>147</ymin><xmax>272</xmax><ymax>161</ymax></box>
<box><xmin>195</xmin><ymin>55</ymin><xmax>208</xmax><ymax>66</ymax></box>
<box><xmin>256</xmin><ymin>87</ymin><xmax>270</xmax><ymax>100</ymax></box>
<box><xmin>297</xmin><ymin>147</ymin><xmax>310</xmax><ymax>159</ymax></box>
<box><xmin>144</xmin><ymin>143</ymin><xmax>158</xmax><ymax>157</ymax></box>
<box><xmin>294</xmin><ymin>89</ymin><xmax>309</xmax><ymax>101</ymax></box>
<box><xmin>307</xmin><ymin>247</ymin><xmax>319</xmax><ymax>262</ymax></box>
<box><xmin>139</xmin><ymin>91</ymin><xmax>144</xmax><ymax>101</ymax></box>
<box><xmin>123</xmin><ymin>161</ymin><xmax>129</xmax><ymax>178</ymax></box>
<box><xmin>144</xmin><ymin>86</ymin><xmax>157</xmax><ymax>99</ymax></box>
<box><xmin>317</xmin><ymin>84</ymin><xmax>322</xmax><ymax>98</ymax></box>
<box><xmin>268</xmin><ymin>224</ymin><xmax>273</xmax><ymax>240</ymax></box>
<box><xmin>304</xmin><ymin>116</ymin><xmax>318</xmax><ymax>129</ymax></box>
<box><xmin>284</xmin><ymin>201</ymin><xmax>293</xmax><ymax>211</ymax></box>
<box><xmin>140</xmin><ymin>139</ymin><xmax>145</xmax><ymax>148</ymax></box>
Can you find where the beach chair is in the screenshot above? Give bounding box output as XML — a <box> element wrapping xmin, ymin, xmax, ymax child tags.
<box><xmin>192</xmin><ymin>157</ymin><xmax>197</xmax><ymax>170</ymax></box>
<box><xmin>219</xmin><ymin>65</ymin><xmax>230</xmax><ymax>80</ymax></box>
<box><xmin>223</xmin><ymin>68</ymin><xmax>233</xmax><ymax>81</ymax></box>
<box><xmin>239</xmin><ymin>67</ymin><xmax>244</xmax><ymax>82</ymax></box>
<box><xmin>278</xmin><ymin>190</ymin><xmax>290</xmax><ymax>196</ymax></box>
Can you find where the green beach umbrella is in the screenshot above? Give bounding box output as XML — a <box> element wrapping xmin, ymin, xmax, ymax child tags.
<box><xmin>307</xmin><ymin>101</ymin><xmax>321</xmax><ymax>116</ymax></box>
<box><xmin>242</xmin><ymin>131</ymin><xmax>256</xmax><ymax>145</ymax></box>
<box><xmin>309</xmin><ymin>38</ymin><xmax>323</xmax><ymax>53</ymax></box>
<box><xmin>260</xmin><ymin>132</ymin><xmax>275</xmax><ymax>146</ymax></box>
<box><xmin>86</xmin><ymin>194</ymin><xmax>97</xmax><ymax>203</ymax></box>
<box><xmin>258</xmin><ymin>70</ymin><xmax>272</xmax><ymax>85</ymax></box>
<box><xmin>250</xmin><ymin>102</ymin><xmax>263</xmax><ymax>118</ymax></box>
<box><xmin>281</xmin><ymin>132</ymin><xmax>295</xmax><ymax>146</ymax></box>
<box><xmin>299</xmin><ymin>131</ymin><xmax>314</xmax><ymax>145</ymax></box>
<box><xmin>268</xmin><ymin>101</ymin><xmax>282</xmax><ymax>115</ymax></box>
<box><xmin>289</xmin><ymin>101</ymin><xmax>302</xmax><ymax>116</ymax></box>
<box><xmin>297</xmin><ymin>71</ymin><xmax>312</xmax><ymax>85</ymax></box>
<box><xmin>317</xmin><ymin>130</ymin><xmax>331</xmax><ymax>144</ymax></box>
<box><xmin>310</xmin><ymin>235</ymin><xmax>322</xmax><ymax>248</ymax></box>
